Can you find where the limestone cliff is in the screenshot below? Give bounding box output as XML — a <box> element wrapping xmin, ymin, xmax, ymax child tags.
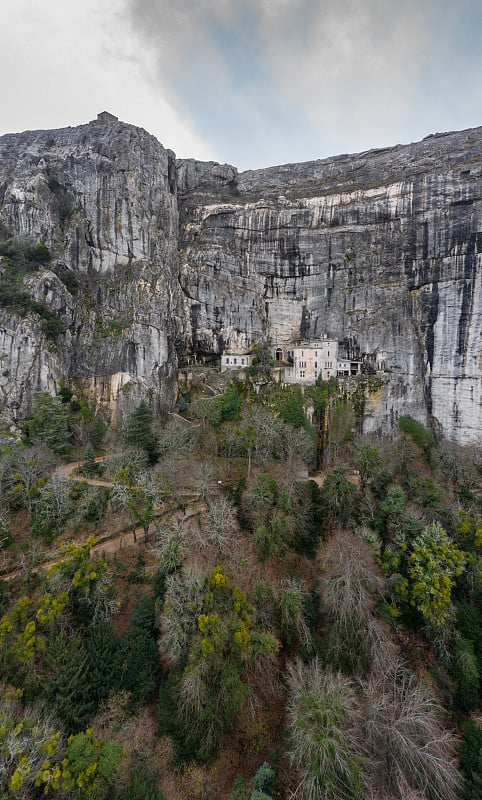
<box><xmin>0</xmin><ymin>121</ymin><xmax>181</xmax><ymax>421</ymax></box>
<box><xmin>177</xmin><ymin>129</ymin><xmax>482</xmax><ymax>445</ymax></box>
<box><xmin>0</xmin><ymin>120</ymin><xmax>481</xmax><ymax>443</ymax></box>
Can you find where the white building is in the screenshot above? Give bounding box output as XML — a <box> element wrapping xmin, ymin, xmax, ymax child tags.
<box><xmin>220</xmin><ymin>339</ymin><xmax>363</xmax><ymax>383</ymax></box>
<box><xmin>336</xmin><ymin>358</ymin><xmax>362</xmax><ymax>377</ymax></box>
<box><xmin>220</xmin><ymin>351</ymin><xmax>254</xmax><ymax>372</ymax></box>
<box><xmin>284</xmin><ymin>339</ymin><xmax>339</xmax><ymax>384</ymax></box>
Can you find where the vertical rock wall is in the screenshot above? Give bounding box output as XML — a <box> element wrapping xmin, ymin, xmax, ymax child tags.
<box><xmin>177</xmin><ymin>129</ymin><xmax>482</xmax><ymax>444</ymax></box>
<box><xmin>0</xmin><ymin>121</ymin><xmax>480</xmax><ymax>443</ymax></box>
<box><xmin>0</xmin><ymin>122</ymin><xmax>181</xmax><ymax>419</ymax></box>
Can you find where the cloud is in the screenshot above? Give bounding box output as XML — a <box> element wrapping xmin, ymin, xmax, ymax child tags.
<box><xmin>0</xmin><ymin>0</ymin><xmax>212</xmax><ymax>161</ymax></box>
<box><xmin>122</xmin><ymin>0</ymin><xmax>482</xmax><ymax>169</ymax></box>
<box><xmin>2</xmin><ymin>1</ymin><xmax>480</xmax><ymax>170</ymax></box>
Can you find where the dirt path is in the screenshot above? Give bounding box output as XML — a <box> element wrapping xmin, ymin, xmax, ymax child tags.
<box><xmin>1</xmin><ymin>497</ymin><xmax>206</xmax><ymax>582</ymax></box>
<box><xmin>54</xmin><ymin>455</ymin><xmax>118</xmax><ymax>488</ymax></box>
<box><xmin>310</xmin><ymin>470</ymin><xmax>360</xmax><ymax>488</ymax></box>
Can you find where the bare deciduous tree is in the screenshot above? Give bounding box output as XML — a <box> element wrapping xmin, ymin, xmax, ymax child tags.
<box><xmin>31</xmin><ymin>473</ymin><xmax>72</xmax><ymax>538</ymax></box>
<box><xmin>279</xmin><ymin>578</ymin><xmax>312</xmax><ymax>652</ymax></box>
<box><xmin>152</xmin><ymin>516</ymin><xmax>190</xmax><ymax>573</ymax></box>
<box><xmin>158</xmin><ymin>567</ymin><xmax>205</xmax><ymax>666</ymax></box>
<box><xmin>363</xmin><ymin>661</ymin><xmax>462</xmax><ymax>800</ymax></box>
<box><xmin>199</xmin><ymin>495</ymin><xmax>240</xmax><ymax>552</ymax></box>
<box><xmin>320</xmin><ymin>531</ymin><xmax>385</xmax><ymax>627</ymax></box>
<box><xmin>0</xmin><ymin>444</ymin><xmax>55</xmax><ymax>513</ymax></box>
<box><xmin>319</xmin><ymin>531</ymin><xmax>395</xmax><ymax>674</ymax></box>
<box><xmin>286</xmin><ymin>658</ymin><xmax>366</xmax><ymax>800</ymax></box>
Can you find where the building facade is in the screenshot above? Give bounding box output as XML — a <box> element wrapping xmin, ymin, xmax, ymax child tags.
<box><xmin>220</xmin><ymin>352</ymin><xmax>254</xmax><ymax>372</ymax></box>
<box><xmin>283</xmin><ymin>339</ymin><xmax>339</xmax><ymax>384</ymax></box>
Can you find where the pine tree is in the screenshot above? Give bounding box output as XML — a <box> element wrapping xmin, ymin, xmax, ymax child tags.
<box><xmin>45</xmin><ymin>631</ymin><xmax>95</xmax><ymax>732</ymax></box>
<box><xmin>83</xmin><ymin>441</ymin><xmax>97</xmax><ymax>476</ymax></box>
<box><xmin>86</xmin><ymin>622</ymin><xmax>119</xmax><ymax>706</ymax></box>
<box><xmin>116</xmin><ymin>627</ymin><xmax>159</xmax><ymax>702</ymax></box>
<box><xmin>27</xmin><ymin>391</ymin><xmax>71</xmax><ymax>455</ymax></box>
<box><xmin>125</xmin><ymin>401</ymin><xmax>159</xmax><ymax>464</ymax></box>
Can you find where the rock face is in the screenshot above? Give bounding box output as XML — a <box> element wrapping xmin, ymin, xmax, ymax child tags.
<box><xmin>0</xmin><ymin>121</ymin><xmax>181</xmax><ymax>420</ymax></box>
<box><xmin>177</xmin><ymin>129</ymin><xmax>482</xmax><ymax>445</ymax></box>
<box><xmin>0</xmin><ymin>120</ymin><xmax>481</xmax><ymax>443</ymax></box>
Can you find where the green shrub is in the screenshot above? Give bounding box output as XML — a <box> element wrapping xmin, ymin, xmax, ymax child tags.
<box><xmin>274</xmin><ymin>387</ymin><xmax>310</xmax><ymax>430</ymax></box>
<box><xmin>254</xmin><ymin>516</ymin><xmax>289</xmax><ymax>561</ymax></box>
<box><xmin>398</xmin><ymin>415</ymin><xmax>434</xmax><ymax>455</ymax></box>
<box><xmin>52</xmin><ymin>264</ymin><xmax>80</xmax><ymax>294</ymax></box>
<box><xmin>219</xmin><ymin>381</ymin><xmax>243</xmax><ymax>421</ymax></box>
<box><xmin>449</xmin><ymin>637</ymin><xmax>479</xmax><ymax>712</ymax></box>
<box><xmin>459</xmin><ymin>719</ymin><xmax>482</xmax><ymax>800</ymax></box>
<box><xmin>124</xmin><ymin>768</ymin><xmax>166</xmax><ymax>800</ymax></box>
<box><xmin>27</xmin><ymin>242</ymin><xmax>51</xmax><ymax>264</ymax></box>
<box><xmin>252</xmin><ymin>762</ymin><xmax>275</xmax><ymax>795</ymax></box>
<box><xmin>230</xmin><ymin>775</ymin><xmax>249</xmax><ymax>800</ymax></box>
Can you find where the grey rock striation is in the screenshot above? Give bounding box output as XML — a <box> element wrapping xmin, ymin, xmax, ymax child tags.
<box><xmin>0</xmin><ymin>121</ymin><xmax>181</xmax><ymax>420</ymax></box>
<box><xmin>0</xmin><ymin>119</ymin><xmax>481</xmax><ymax>443</ymax></box>
<box><xmin>177</xmin><ymin>129</ymin><xmax>482</xmax><ymax>445</ymax></box>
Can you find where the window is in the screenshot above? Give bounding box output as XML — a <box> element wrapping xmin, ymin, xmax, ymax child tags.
<box><xmin>241</xmin><ymin>358</ymin><xmax>245</xmax><ymax>365</ymax></box>
<box><xmin>233</xmin><ymin>358</ymin><xmax>237</xmax><ymax>365</ymax></box>
<box><xmin>226</xmin><ymin>358</ymin><xmax>230</xmax><ymax>364</ymax></box>
<box><xmin>299</xmin><ymin>370</ymin><xmax>305</xmax><ymax>378</ymax></box>
<box><xmin>315</xmin><ymin>361</ymin><xmax>318</xmax><ymax>368</ymax></box>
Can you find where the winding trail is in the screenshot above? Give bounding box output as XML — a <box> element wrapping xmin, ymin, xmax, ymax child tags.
<box><xmin>2</xmin><ymin>454</ymin><xmax>206</xmax><ymax>582</ymax></box>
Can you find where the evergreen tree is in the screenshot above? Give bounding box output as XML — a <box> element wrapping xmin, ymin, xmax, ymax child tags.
<box><xmin>459</xmin><ymin>720</ymin><xmax>482</xmax><ymax>800</ymax></box>
<box><xmin>45</xmin><ymin>631</ymin><xmax>95</xmax><ymax>732</ymax></box>
<box><xmin>125</xmin><ymin>401</ymin><xmax>159</xmax><ymax>464</ymax></box>
<box><xmin>82</xmin><ymin>441</ymin><xmax>97</xmax><ymax>476</ymax></box>
<box><xmin>116</xmin><ymin>626</ymin><xmax>159</xmax><ymax>702</ymax></box>
<box><xmin>131</xmin><ymin>593</ymin><xmax>156</xmax><ymax>633</ymax></box>
<box><xmin>124</xmin><ymin>768</ymin><xmax>166</xmax><ymax>800</ymax></box>
<box><xmin>27</xmin><ymin>391</ymin><xmax>71</xmax><ymax>455</ymax></box>
<box><xmin>86</xmin><ymin>621</ymin><xmax>119</xmax><ymax>706</ymax></box>
<box><xmin>116</xmin><ymin>596</ymin><xmax>159</xmax><ymax>702</ymax></box>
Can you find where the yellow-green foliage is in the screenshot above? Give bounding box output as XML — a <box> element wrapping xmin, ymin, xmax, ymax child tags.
<box><xmin>47</xmin><ymin>536</ymin><xmax>107</xmax><ymax>596</ymax></box>
<box><xmin>190</xmin><ymin>566</ymin><xmax>278</xmax><ymax>666</ymax></box>
<box><xmin>395</xmin><ymin>523</ymin><xmax>465</xmax><ymax>627</ymax></box>
<box><xmin>0</xmin><ymin>592</ymin><xmax>68</xmax><ymax>667</ymax></box>
<box><xmin>162</xmin><ymin>566</ymin><xmax>279</xmax><ymax>759</ymax></box>
<box><xmin>454</xmin><ymin>510</ymin><xmax>482</xmax><ymax>549</ymax></box>
<box><xmin>0</xmin><ymin>699</ymin><xmax>121</xmax><ymax>797</ymax></box>
<box><xmin>0</xmin><ymin>538</ymin><xmax>104</xmax><ymax>671</ymax></box>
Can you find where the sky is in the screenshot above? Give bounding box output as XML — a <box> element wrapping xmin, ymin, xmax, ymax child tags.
<box><xmin>1</xmin><ymin>0</ymin><xmax>481</xmax><ymax>171</ymax></box>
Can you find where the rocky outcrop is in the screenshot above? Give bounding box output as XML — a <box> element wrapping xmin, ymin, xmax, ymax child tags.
<box><xmin>177</xmin><ymin>129</ymin><xmax>482</xmax><ymax>444</ymax></box>
<box><xmin>0</xmin><ymin>120</ymin><xmax>481</xmax><ymax>443</ymax></box>
<box><xmin>0</xmin><ymin>121</ymin><xmax>181</xmax><ymax>419</ymax></box>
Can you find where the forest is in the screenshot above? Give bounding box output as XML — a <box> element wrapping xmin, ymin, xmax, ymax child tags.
<box><xmin>0</xmin><ymin>365</ymin><xmax>481</xmax><ymax>800</ymax></box>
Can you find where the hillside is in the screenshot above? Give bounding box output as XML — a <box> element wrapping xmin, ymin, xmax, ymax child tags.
<box><xmin>0</xmin><ymin>375</ymin><xmax>481</xmax><ymax>799</ymax></box>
